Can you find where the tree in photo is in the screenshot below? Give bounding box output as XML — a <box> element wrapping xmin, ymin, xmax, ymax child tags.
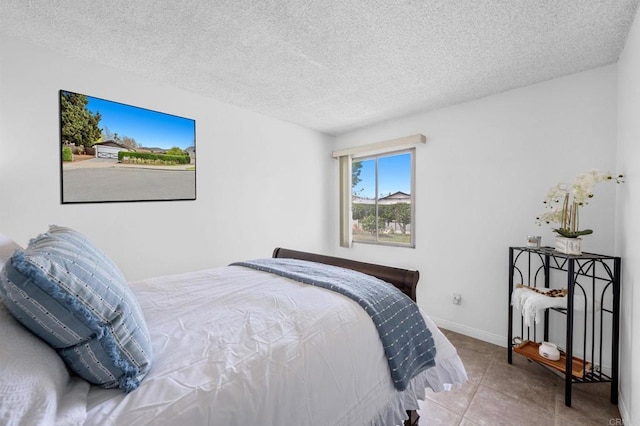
<box><xmin>60</xmin><ymin>91</ymin><xmax>102</xmax><ymax>148</ymax></box>
<box><xmin>102</xmin><ymin>126</ymin><xmax>115</xmax><ymax>142</ymax></box>
<box><xmin>166</xmin><ymin>147</ymin><xmax>186</xmax><ymax>156</ymax></box>
<box><xmin>102</xmin><ymin>127</ymin><xmax>138</xmax><ymax>149</ymax></box>
<box><xmin>120</xmin><ymin>135</ymin><xmax>138</xmax><ymax>149</ymax></box>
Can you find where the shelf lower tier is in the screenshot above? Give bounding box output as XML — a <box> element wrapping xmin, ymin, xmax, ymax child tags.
<box><xmin>513</xmin><ymin>340</ymin><xmax>592</xmax><ymax>379</ymax></box>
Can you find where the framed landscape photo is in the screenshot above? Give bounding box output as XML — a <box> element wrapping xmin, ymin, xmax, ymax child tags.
<box><xmin>59</xmin><ymin>90</ymin><xmax>196</xmax><ymax>204</ymax></box>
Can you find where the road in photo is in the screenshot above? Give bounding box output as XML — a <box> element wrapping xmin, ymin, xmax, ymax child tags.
<box><xmin>62</xmin><ymin>166</ymin><xmax>196</xmax><ymax>202</ymax></box>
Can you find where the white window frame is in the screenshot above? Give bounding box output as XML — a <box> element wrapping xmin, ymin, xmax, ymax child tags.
<box><xmin>334</xmin><ymin>134</ymin><xmax>425</xmax><ymax>248</ymax></box>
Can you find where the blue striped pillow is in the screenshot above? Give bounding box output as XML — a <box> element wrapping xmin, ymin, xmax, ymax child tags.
<box><xmin>0</xmin><ymin>226</ymin><xmax>152</xmax><ymax>393</ymax></box>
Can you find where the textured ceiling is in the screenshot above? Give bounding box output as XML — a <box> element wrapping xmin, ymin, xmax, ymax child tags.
<box><xmin>1</xmin><ymin>0</ymin><xmax>639</xmax><ymax>135</ymax></box>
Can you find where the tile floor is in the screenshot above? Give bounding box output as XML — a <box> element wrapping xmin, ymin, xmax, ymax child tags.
<box><xmin>417</xmin><ymin>330</ymin><xmax>622</xmax><ymax>426</ymax></box>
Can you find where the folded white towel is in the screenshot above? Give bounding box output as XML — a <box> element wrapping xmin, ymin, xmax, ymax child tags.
<box><xmin>511</xmin><ymin>285</ymin><xmax>567</xmax><ymax>327</ymax></box>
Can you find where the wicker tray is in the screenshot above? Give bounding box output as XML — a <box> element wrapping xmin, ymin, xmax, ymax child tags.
<box><xmin>513</xmin><ymin>340</ymin><xmax>592</xmax><ymax>378</ymax></box>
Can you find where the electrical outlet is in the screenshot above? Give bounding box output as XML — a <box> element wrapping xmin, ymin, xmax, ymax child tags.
<box><xmin>452</xmin><ymin>293</ymin><xmax>462</xmax><ymax>305</ymax></box>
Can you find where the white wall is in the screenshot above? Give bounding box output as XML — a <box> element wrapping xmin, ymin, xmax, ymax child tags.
<box><xmin>0</xmin><ymin>36</ymin><xmax>334</xmax><ymax>281</ymax></box>
<box><xmin>617</xmin><ymin>5</ymin><xmax>640</xmax><ymax>425</ymax></box>
<box><xmin>2</xmin><ymin>29</ymin><xmax>632</xmax><ymax>420</ymax></box>
<box><xmin>333</xmin><ymin>65</ymin><xmax>619</xmax><ymax>346</ymax></box>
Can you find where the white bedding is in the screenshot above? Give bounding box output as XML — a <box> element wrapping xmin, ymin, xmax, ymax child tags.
<box><xmin>1</xmin><ymin>234</ymin><xmax>90</xmax><ymax>426</ymax></box>
<box><xmin>84</xmin><ymin>265</ymin><xmax>466</xmax><ymax>426</ymax></box>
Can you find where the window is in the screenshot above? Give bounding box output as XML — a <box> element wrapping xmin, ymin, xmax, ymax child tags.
<box><xmin>335</xmin><ymin>133</ymin><xmax>424</xmax><ymax>248</ymax></box>
<box><xmin>350</xmin><ymin>149</ymin><xmax>415</xmax><ymax>247</ymax></box>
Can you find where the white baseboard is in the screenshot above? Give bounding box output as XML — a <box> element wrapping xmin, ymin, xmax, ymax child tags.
<box><xmin>431</xmin><ymin>317</ymin><xmax>506</xmax><ymax>347</ymax></box>
<box><xmin>617</xmin><ymin>392</ymin><xmax>630</xmax><ymax>425</ymax></box>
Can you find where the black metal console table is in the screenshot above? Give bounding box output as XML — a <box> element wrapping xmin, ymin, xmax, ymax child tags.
<box><xmin>507</xmin><ymin>246</ymin><xmax>621</xmax><ymax>407</ymax></box>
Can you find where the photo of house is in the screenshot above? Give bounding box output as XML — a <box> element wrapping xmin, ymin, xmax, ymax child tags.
<box><xmin>94</xmin><ymin>141</ymin><xmax>135</xmax><ymax>160</ymax></box>
<box><xmin>59</xmin><ymin>90</ymin><xmax>196</xmax><ymax>203</ymax></box>
<box><xmin>1</xmin><ymin>2</ymin><xmax>639</xmax><ymax>425</ymax></box>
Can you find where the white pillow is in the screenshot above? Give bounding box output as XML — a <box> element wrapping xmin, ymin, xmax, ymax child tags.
<box><xmin>0</xmin><ymin>226</ymin><xmax>152</xmax><ymax>392</ymax></box>
<box><xmin>0</xmin><ymin>302</ymin><xmax>90</xmax><ymax>425</ymax></box>
<box><xmin>0</xmin><ymin>233</ymin><xmax>90</xmax><ymax>426</ymax></box>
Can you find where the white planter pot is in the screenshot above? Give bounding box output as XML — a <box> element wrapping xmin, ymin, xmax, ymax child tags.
<box><xmin>555</xmin><ymin>236</ymin><xmax>582</xmax><ymax>255</ymax></box>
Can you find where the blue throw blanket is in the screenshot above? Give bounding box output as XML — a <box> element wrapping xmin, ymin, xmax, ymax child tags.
<box><xmin>230</xmin><ymin>258</ymin><xmax>436</xmax><ymax>391</ymax></box>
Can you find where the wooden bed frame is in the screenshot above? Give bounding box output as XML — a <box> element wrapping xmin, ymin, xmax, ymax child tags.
<box><xmin>272</xmin><ymin>247</ymin><xmax>420</xmax><ymax>302</ymax></box>
<box><xmin>272</xmin><ymin>247</ymin><xmax>421</xmax><ymax>426</ymax></box>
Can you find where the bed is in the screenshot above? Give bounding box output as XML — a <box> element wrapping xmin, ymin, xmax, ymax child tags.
<box><xmin>0</xmin><ymin>227</ymin><xmax>466</xmax><ymax>426</ymax></box>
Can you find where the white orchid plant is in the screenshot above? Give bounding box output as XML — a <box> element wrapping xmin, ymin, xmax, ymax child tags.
<box><xmin>536</xmin><ymin>170</ymin><xmax>624</xmax><ymax>238</ymax></box>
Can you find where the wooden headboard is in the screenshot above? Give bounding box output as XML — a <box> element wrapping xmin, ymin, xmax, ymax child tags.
<box><xmin>272</xmin><ymin>247</ymin><xmax>419</xmax><ymax>302</ymax></box>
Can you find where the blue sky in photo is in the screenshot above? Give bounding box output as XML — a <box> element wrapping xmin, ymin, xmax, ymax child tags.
<box><xmin>353</xmin><ymin>152</ymin><xmax>411</xmax><ymax>198</ymax></box>
<box><xmin>85</xmin><ymin>95</ymin><xmax>195</xmax><ymax>150</ymax></box>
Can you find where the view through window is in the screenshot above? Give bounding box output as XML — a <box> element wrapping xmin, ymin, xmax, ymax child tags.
<box><xmin>351</xmin><ymin>149</ymin><xmax>414</xmax><ymax>246</ymax></box>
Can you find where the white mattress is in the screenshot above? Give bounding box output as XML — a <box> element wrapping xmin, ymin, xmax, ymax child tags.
<box><xmin>85</xmin><ymin>265</ymin><xmax>466</xmax><ymax>425</ymax></box>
